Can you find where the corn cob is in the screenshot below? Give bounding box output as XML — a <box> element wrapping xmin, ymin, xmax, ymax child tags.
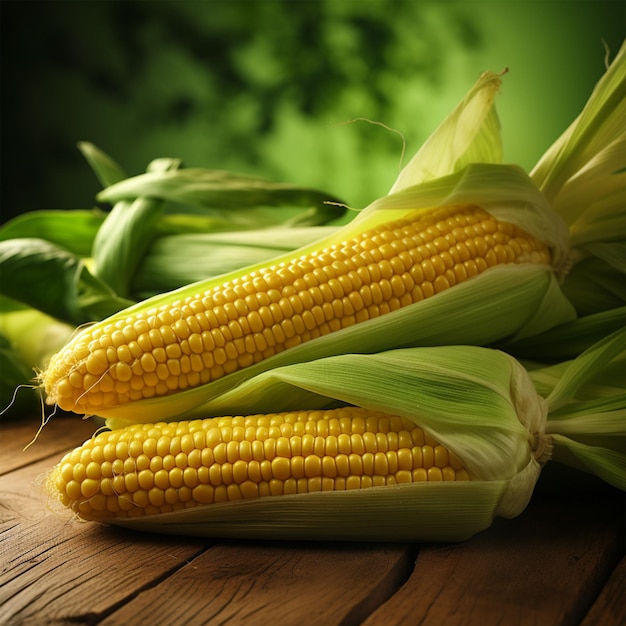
<box><xmin>42</xmin><ymin>202</ymin><xmax>551</xmax><ymax>418</ymax></box>
<box><xmin>47</xmin><ymin>406</ymin><xmax>470</xmax><ymax>522</ymax></box>
<box><xmin>39</xmin><ymin>70</ymin><xmax>577</xmax><ymax>426</ymax></box>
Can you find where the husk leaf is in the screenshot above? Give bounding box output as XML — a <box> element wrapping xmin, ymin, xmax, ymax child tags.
<box><xmin>389</xmin><ymin>69</ymin><xmax>503</xmax><ymax>192</ymax></box>
<box><xmin>110</xmin><ymin>481</ymin><xmax>510</xmax><ymax>542</ymax></box>
<box><xmin>96</xmin><ymin>168</ymin><xmax>347</xmax><ymax>228</ymax></box>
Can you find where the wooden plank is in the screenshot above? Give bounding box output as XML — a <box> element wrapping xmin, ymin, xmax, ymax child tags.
<box><xmin>362</xmin><ymin>468</ymin><xmax>625</xmax><ymax>626</ymax></box>
<box><xmin>0</xmin><ymin>455</ymin><xmax>211</xmax><ymax>625</ymax></box>
<box><xmin>582</xmin><ymin>556</ymin><xmax>626</xmax><ymax>626</ymax></box>
<box><xmin>99</xmin><ymin>540</ymin><xmax>415</xmax><ymax>626</ymax></box>
<box><xmin>0</xmin><ymin>413</ymin><xmax>97</xmax><ymax>475</ymax></box>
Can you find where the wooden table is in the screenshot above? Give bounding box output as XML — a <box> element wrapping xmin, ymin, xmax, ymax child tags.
<box><xmin>1</xmin><ymin>413</ymin><xmax>624</xmax><ymax>626</ymax></box>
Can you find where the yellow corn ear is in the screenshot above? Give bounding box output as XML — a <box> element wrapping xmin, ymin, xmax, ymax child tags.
<box><xmin>47</xmin><ymin>406</ymin><xmax>470</xmax><ymax>522</ymax></box>
<box><xmin>42</xmin><ymin>203</ymin><xmax>549</xmax><ymax>416</ymax></box>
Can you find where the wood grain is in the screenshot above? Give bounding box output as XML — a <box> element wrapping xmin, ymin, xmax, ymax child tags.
<box><xmin>0</xmin><ymin>449</ymin><xmax>210</xmax><ymax>625</ymax></box>
<box><xmin>99</xmin><ymin>541</ymin><xmax>414</xmax><ymax>626</ymax></box>
<box><xmin>362</xmin><ymin>477</ymin><xmax>625</xmax><ymax>626</ymax></box>
<box><xmin>582</xmin><ymin>556</ymin><xmax>626</xmax><ymax>626</ymax></box>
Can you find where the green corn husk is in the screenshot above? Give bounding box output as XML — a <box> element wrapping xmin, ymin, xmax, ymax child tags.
<box><xmin>48</xmin><ymin>330</ymin><xmax>624</xmax><ymax>542</ymax></box>
<box><xmin>95</xmin><ymin>168</ymin><xmax>347</xmax><ymax>229</ymax></box>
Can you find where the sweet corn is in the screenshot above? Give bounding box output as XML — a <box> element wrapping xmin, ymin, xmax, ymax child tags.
<box><xmin>45</xmin><ymin>334</ymin><xmax>624</xmax><ymax>542</ymax></box>
<box><xmin>42</xmin><ymin>203</ymin><xmax>549</xmax><ymax>417</ymax></box>
<box><xmin>47</xmin><ymin>406</ymin><xmax>470</xmax><ymax>521</ymax></box>
<box><xmin>40</xmin><ymin>69</ymin><xmax>577</xmax><ymax>427</ymax></box>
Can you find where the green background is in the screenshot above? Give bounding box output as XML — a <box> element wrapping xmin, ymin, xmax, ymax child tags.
<box><xmin>1</xmin><ymin>0</ymin><xmax>623</xmax><ymax>222</ymax></box>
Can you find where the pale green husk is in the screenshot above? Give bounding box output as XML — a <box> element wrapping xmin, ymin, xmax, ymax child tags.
<box><xmin>111</xmin><ymin>481</ymin><xmax>509</xmax><ymax>542</ymax></box>
<box><xmin>389</xmin><ymin>69</ymin><xmax>504</xmax><ymax>191</ymax></box>
<box><xmin>531</xmin><ymin>40</ymin><xmax>625</xmax><ymax>246</ymax></box>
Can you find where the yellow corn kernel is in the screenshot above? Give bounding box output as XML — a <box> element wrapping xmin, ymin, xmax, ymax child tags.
<box><xmin>43</xmin><ymin>204</ymin><xmax>549</xmax><ymax>414</ymax></box>
<box><xmin>47</xmin><ymin>406</ymin><xmax>470</xmax><ymax>521</ymax></box>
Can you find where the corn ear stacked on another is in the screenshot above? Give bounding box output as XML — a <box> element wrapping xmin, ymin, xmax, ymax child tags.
<box><xmin>43</xmin><ymin>44</ymin><xmax>625</xmax><ymax>542</ymax></box>
<box><xmin>46</xmin><ymin>329</ymin><xmax>625</xmax><ymax>542</ymax></box>
<box><xmin>40</xmin><ymin>64</ymin><xmax>588</xmax><ymax>428</ymax></box>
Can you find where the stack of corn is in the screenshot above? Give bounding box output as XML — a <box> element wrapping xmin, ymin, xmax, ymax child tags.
<box><xmin>43</xmin><ymin>42</ymin><xmax>625</xmax><ymax>541</ymax></box>
<box><xmin>45</xmin><ymin>330</ymin><xmax>625</xmax><ymax>541</ymax></box>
